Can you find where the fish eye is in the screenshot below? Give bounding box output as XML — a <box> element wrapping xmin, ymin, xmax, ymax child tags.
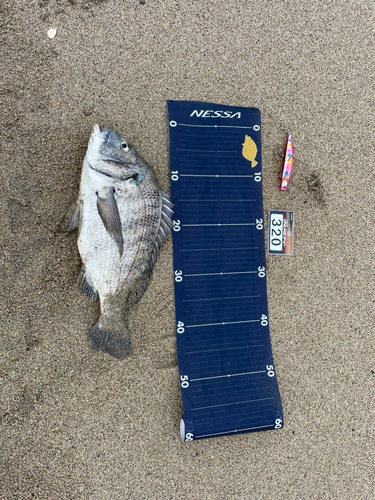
<box><xmin>121</xmin><ymin>142</ymin><xmax>130</xmax><ymax>152</ymax></box>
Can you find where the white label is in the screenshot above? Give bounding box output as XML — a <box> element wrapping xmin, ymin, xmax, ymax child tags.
<box><xmin>269</xmin><ymin>213</ymin><xmax>283</xmax><ymax>251</ymax></box>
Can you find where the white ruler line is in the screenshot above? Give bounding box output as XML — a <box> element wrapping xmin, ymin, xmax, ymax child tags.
<box><xmin>184</xmin><ymin>344</ymin><xmax>265</xmax><ymax>355</ymax></box>
<box><xmin>177</xmin><ymin>199</ymin><xmax>256</xmax><ymax>202</ymax></box>
<box><xmin>179</xmin><ymin>123</ymin><xmax>254</xmax><ymax>129</ymax></box>
<box><xmin>176</xmin><ymin>149</ymin><xmax>216</xmax><ymax>152</ymax></box>
<box><xmin>182</xmin><ymin>223</ymin><xmax>255</xmax><ymax>227</ymax></box>
<box><xmin>190</xmin><ymin>370</ymin><xmax>265</xmax><ymax>382</ymax></box>
<box><xmin>180</xmin><ymin>174</ymin><xmax>254</xmax><ymax>178</ymax></box>
<box><xmin>192</xmin><ymin>402</ymin><xmax>233</xmax><ymax>411</ymax></box>
<box><xmin>186</xmin><ymin>319</ymin><xmax>260</xmax><ymax>328</ymax></box>
<box><xmin>192</xmin><ymin>397</ymin><xmax>274</xmax><ymax>411</ymax></box>
<box><xmin>184</xmin><ymin>271</ymin><xmax>257</xmax><ymax>277</ymax></box>
<box><xmin>176</xmin><ymin>149</ymin><xmax>237</xmax><ymax>153</ymax></box>
<box><xmin>183</xmin><ymin>294</ymin><xmax>261</xmax><ymax>302</ymax></box>
<box><xmin>196</xmin><ymin>424</ymin><xmax>273</xmax><ymax>439</ymax></box>
<box><xmin>180</xmin><ymin>247</ymin><xmax>259</xmax><ymax>252</ymax></box>
<box><xmin>235</xmin><ymin>397</ymin><xmax>274</xmax><ymax>405</ymax></box>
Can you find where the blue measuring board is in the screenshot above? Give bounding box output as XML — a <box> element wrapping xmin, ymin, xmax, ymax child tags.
<box><xmin>167</xmin><ymin>100</ymin><xmax>283</xmax><ymax>442</ymax></box>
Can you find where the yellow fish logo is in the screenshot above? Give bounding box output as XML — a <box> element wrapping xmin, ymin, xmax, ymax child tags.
<box><xmin>242</xmin><ymin>135</ymin><xmax>258</xmax><ymax>167</ymax></box>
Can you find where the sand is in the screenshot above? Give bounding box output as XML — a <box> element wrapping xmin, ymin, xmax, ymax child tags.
<box><xmin>0</xmin><ymin>0</ymin><xmax>374</xmax><ymax>498</ymax></box>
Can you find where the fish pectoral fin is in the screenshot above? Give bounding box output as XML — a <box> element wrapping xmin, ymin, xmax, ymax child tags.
<box><xmin>77</xmin><ymin>267</ymin><xmax>98</xmax><ymax>302</ymax></box>
<box><xmin>62</xmin><ymin>202</ymin><xmax>79</xmax><ymax>231</ymax></box>
<box><xmin>96</xmin><ymin>188</ymin><xmax>124</xmax><ymax>256</ymax></box>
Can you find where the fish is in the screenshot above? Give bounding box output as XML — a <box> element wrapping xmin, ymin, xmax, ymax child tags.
<box><xmin>280</xmin><ymin>134</ymin><xmax>293</xmax><ymax>191</ymax></box>
<box><xmin>242</xmin><ymin>135</ymin><xmax>258</xmax><ymax>167</ymax></box>
<box><xmin>63</xmin><ymin>124</ymin><xmax>174</xmax><ymax>359</ymax></box>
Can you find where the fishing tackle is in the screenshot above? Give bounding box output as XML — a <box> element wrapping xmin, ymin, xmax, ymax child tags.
<box><xmin>280</xmin><ymin>135</ymin><xmax>293</xmax><ymax>191</ymax></box>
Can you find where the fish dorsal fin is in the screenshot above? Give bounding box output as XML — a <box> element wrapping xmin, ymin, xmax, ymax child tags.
<box><xmin>149</xmin><ymin>191</ymin><xmax>174</xmax><ymax>273</ymax></box>
<box><xmin>126</xmin><ymin>192</ymin><xmax>174</xmax><ymax>308</ymax></box>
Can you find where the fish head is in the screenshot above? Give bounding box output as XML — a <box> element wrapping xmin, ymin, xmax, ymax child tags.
<box><xmin>85</xmin><ymin>124</ymin><xmax>147</xmax><ymax>181</ymax></box>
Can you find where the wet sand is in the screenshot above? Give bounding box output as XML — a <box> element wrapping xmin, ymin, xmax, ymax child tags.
<box><xmin>1</xmin><ymin>1</ymin><xmax>374</xmax><ymax>498</ymax></box>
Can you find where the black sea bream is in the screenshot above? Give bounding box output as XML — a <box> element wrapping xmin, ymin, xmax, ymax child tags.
<box><xmin>64</xmin><ymin>125</ymin><xmax>173</xmax><ymax>359</ymax></box>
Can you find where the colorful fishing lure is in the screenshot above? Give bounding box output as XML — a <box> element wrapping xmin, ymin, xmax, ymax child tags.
<box><xmin>280</xmin><ymin>135</ymin><xmax>293</xmax><ymax>191</ymax></box>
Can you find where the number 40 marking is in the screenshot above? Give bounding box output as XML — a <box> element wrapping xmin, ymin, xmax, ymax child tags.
<box><xmin>261</xmin><ymin>314</ymin><xmax>268</xmax><ymax>326</ymax></box>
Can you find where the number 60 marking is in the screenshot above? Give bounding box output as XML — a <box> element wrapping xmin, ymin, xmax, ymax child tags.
<box><xmin>274</xmin><ymin>418</ymin><xmax>283</xmax><ymax>429</ymax></box>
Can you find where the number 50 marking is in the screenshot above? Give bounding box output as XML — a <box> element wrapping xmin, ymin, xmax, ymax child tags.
<box><xmin>266</xmin><ymin>364</ymin><xmax>275</xmax><ymax>377</ymax></box>
<box><xmin>180</xmin><ymin>375</ymin><xmax>189</xmax><ymax>388</ymax></box>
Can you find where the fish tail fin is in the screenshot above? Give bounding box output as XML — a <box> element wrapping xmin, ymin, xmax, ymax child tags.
<box><xmin>88</xmin><ymin>315</ymin><xmax>131</xmax><ymax>359</ymax></box>
<box><xmin>252</xmin><ymin>160</ymin><xmax>258</xmax><ymax>168</ymax></box>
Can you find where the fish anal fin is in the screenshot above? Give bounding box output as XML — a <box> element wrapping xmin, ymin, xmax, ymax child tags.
<box><xmin>96</xmin><ymin>188</ymin><xmax>124</xmax><ymax>256</ymax></box>
<box><xmin>77</xmin><ymin>267</ymin><xmax>98</xmax><ymax>302</ymax></box>
<box><xmin>252</xmin><ymin>160</ymin><xmax>258</xmax><ymax>168</ymax></box>
<box><xmin>126</xmin><ymin>267</ymin><xmax>153</xmax><ymax>308</ymax></box>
